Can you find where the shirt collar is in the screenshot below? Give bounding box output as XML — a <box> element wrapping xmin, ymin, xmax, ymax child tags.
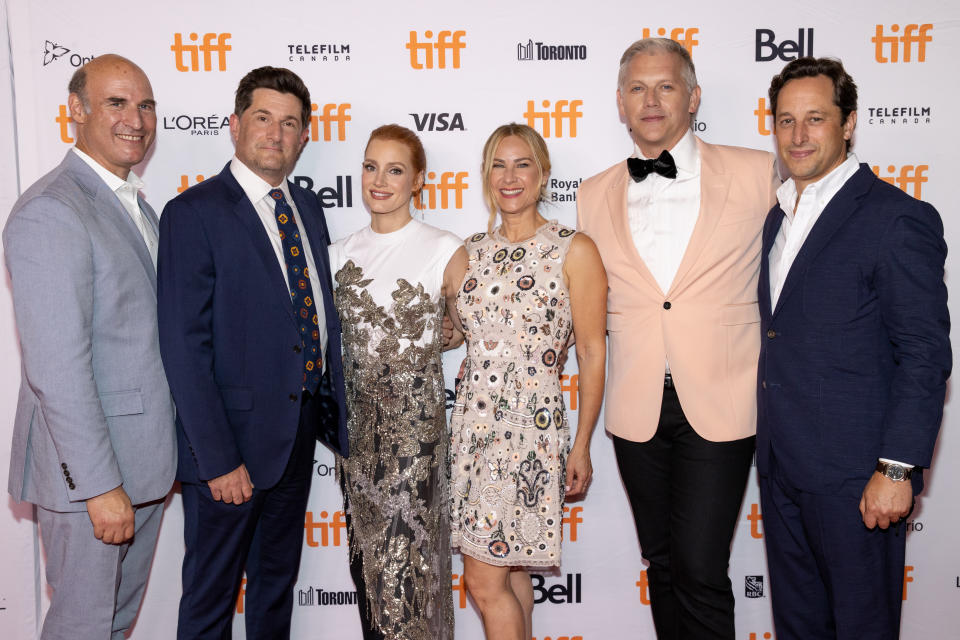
<box><xmin>71</xmin><ymin>147</ymin><xmax>144</xmax><ymax>195</ymax></box>
<box><xmin>230</xmin><ymin>155</ymin><xmax>292</xmax><ymax>205</ymax></box>
<box><xmin>633</xmin><ymin>129</ymin><xmax>699</xmax><ymax>177</ymax></box>
<box><xmin>776</xmin><ymin>153</ymin><xmax>860</xmax><ymax>217</ymax></box>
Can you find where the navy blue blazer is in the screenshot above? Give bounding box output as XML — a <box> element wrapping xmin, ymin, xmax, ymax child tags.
<box><xmin>158</xmin><ymin>163</ymin><xmax>348</xmax><ymax>489</ymax></box>
<box><xmin>757</xmin><ymin>164</ymin><xmax>950</xmax><ymax>497</ymax></box>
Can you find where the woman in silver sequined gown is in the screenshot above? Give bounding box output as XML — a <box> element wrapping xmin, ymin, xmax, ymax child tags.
<box><xmin>330</xmin><ymin>125</ymin><xmax>468</xmax><ymax>640</ymax></box>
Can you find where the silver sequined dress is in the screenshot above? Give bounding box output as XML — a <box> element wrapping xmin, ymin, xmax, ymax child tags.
<box><xmin>330</xmin><ymin>220</ymin><xmax>461</xmax><ymax>640</ymax></box>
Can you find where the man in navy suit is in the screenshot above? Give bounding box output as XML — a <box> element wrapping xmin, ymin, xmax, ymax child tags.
<box><xmin>757</xmin><ymin>56</ymin><xmax>950</xmax><ymax>640</ymax></box>
<box><xmin>158</xmin><ymin>66</ymin><xmax>348</xmax><ymax>639</ymax></box>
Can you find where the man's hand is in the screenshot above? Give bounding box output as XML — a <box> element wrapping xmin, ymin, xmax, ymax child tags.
<box><xmin>860</xmin><ymin>471</ymin><xmax>913</xmax><ymax>529</ymax></box>
<box><xmin>208</xmin><ymin>464</ymin><xmax>254</xmax><ymax>504</ymax></box>
<box><xmin>565</xmin><ymin>443</ymin><xmax>593</xmax><ymax>499</ymax></box>
<box><xmin>86</xmin><ymin>486</ymin><xmax>135</xmax><ymax>544</ymax></box>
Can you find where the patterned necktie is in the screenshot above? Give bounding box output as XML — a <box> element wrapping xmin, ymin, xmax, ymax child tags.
<box><xmin>627</xmin><ymin>149</ymin><xmax>678</xmax><ymax>182</ymax></box>
<box><xmin>269</xmin><ymin>188</ymin><xmax>322</xmax><ymax>394</ymax></box>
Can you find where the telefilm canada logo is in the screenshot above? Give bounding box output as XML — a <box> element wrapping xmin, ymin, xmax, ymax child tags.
<box><xmin>517</xmin><ymin>39</ymin><xmax>587</xmax><ymax>61</ymax></box>
<box><xmin>866</xmin><ymin>105</ymin><xmax>931</xmax><ymax>126</ymax></box>
<box><xmin>42</xmin><ymin>40</ymin><xmax>95</xmax><ymax>67</ymax></box>
<box><xmin>287</xmin><ymin>42</ymin><xmax>351</xmax><ymax>63</ymax></box>
<box><xmin>745</xmin><ymin>575</ymin><xmax>764</xmax><ymax>598</ymax></box>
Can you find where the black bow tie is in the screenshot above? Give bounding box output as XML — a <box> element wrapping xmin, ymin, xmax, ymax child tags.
<box><xmin>627</xmin><ymin>150</ymin><xmax>678</xmax><ymax>182</ymax></box>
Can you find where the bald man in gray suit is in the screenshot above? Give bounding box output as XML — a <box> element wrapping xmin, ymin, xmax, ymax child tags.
<box><xmin>4</xmin><ymin>55</ymin><xmax>175</xmax><ymax>639</ymax></box>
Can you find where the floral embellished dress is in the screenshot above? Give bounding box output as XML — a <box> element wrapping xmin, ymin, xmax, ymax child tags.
<box><xmin>450</xmin><ymin>220</ymin><xmax>576</xmax><ymax>567</ymax></box>
<box><xmin>330</xmin><ymin>220</ymin><xmax>461</xmax><ymax>640</ymax></box>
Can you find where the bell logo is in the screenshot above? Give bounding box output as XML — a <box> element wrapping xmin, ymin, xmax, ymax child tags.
<box><xmin>903</xmin><ymin>565</ymin><xmax>914</xmax><ymax>601</ymax></box>
<box><xmin>171</xmin><ymin>33</ymin><xmax>231</xmax><ymax>72</ymax></box>
<box><xmin>755</xmin><ymin>28</ymin><xmax>815</xmax><ymax>62</ymax></box>
<box><xmin>641</xmin><ymin>28</ymin><xmax>699</xmax><ymax>54</ymax></box>
<box><xmin>56</xmin><ymin>105</ymin><xmax>74</xmax><ymax>143</ymax></box>
<box><xmin>523</xmin><ymin>100</ymin><xmax>583</xmax><ymax>138</ymax></box>
<box><xmin>747</xmin><ymin>503</ymin><xmax>763</xmax><ymax>539</ymax></box>
<box><xmin>532</xmin><ymin>573</ymin><xmax>581</xmax><ymax>604</ymax></box>
<box><xmin>636</xmin><ymin>570</ymin><xmax>651</xmax><ymax>605</ymax></box>
<box><xmin>236</xmin><ymin>577</ymin><xmax>246</xmax><ymax>614</ymax></box>
<box><xmin>178</xmin><ymin>174</ymin><xmax>207</xmax><ymax>193</ymax></box>
<box><xmin>304</xmin><ymin>510</ymin><xmax>346</xmax><ymax>547</ymax></box>
<box><xmin>560</xmin><ymin>374</ymin><xmax>579</xmax><ymax>410</ymax></box>
<box><xmin>452</xmin><ymin>573</ymin><xmax>468</xmax><ymax>609</ymax></box>
<box><xmin>562</xmin><ymin>506</ymin><xmax>582</xmax><ymax>541</ymax></box>
<box><xmin>871</xmin><ymin>165</ymin><xmax>928</xmax><ymax>199</ymax></box>
<box><xmin>311</xmin><ymin>103</ymin><xmax>351</xmax><ymax>142</ymax></box>
<box><xmin>754</xmin><ymin>98</ymin><xmax>773</xmax><ymax>135</ymax></box>
<box><xmin>413</xmin><ymin>171</ymin><xmax>469</xmax><ymax>211</ymax></box>
<box><xmin>873</xmin><ymin>24</ymin><xmax>932</xmax><ymax>63</ymax></box>
<box><xmin>406</xmin><ymin>30</ymin><xmax>466</xmax><ymax>69</ymax></box>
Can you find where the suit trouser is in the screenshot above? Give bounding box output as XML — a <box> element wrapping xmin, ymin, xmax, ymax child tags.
<box><xmin>177</xmin><ymin>392</ymin><xmax>318</xmax><ymax>640</ymax></box>
<box><xmin>37</xmin><ymin>498</ymin><xmax>165</xmax><ymax>640</ymax></box>
<box><xmin>613</xmin><ymin>383</ymin><xmax>754</xmax><ymax>640</ymax></box>
<box><xmin>759</xmin><ymin>453</ymin><xmax>907</xmax><ymax>640</ymax></box>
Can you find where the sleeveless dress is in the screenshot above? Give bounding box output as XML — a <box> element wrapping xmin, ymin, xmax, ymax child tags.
<box><xmin>330</xmin><ymin>219</ymin><xmax>461</xmax><ymax>640</ymax></box>
<box><xmin>450</xmin><ymin>220</ymin><xmax>576</xmax><ymax>567</ymax></box>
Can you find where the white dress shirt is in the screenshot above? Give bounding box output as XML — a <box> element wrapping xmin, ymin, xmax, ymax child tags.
<box><xmin>72</xmin><ymin>147</ymin><xmax>158</xmax><ymax>266</ymax></box>
<box><xmin>627</xmin><ymin>129</ymin><xmax>701</xmax><ymax>294</ymax></box>
<box><xmin>768</xmin><ymin>154</ymin><xmax>910</xmax><ymax>470</ymax></box>
<box><xmin>230</xmin><ymin>156</ymin><xmax>328</xmax><ymax>366</ymax></box>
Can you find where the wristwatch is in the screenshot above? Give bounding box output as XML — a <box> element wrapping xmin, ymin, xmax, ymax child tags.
<box><xmin>876</xmin><ymin>460</ymin><xmax>912</xmax><ymax>482</ymax></box>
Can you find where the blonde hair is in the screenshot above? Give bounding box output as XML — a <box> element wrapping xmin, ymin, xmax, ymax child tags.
<box><xmin>480</xmin><ymin>123</ymin><xmax>551</xmax><ymax>233</ymax></box>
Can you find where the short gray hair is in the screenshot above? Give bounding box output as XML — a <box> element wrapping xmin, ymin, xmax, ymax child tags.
<box><xmin>617</xmin><ymin>38</ymin><xmax>697</xmax><ymax>92</ymax></box>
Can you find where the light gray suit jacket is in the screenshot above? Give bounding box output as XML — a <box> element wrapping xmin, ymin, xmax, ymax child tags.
<box><xmin>4</xmin><ymin>150</ymin><xmax>176</xmax><ymax>512</ymax></box>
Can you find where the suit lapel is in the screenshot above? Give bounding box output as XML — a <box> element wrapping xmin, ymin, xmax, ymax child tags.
<box><xmin>759</xmin><ymin>207</ymin><xmax>785</xmax><ymax>319</ymax></box>
<box><xmin>772</xmin><ymin>165</ymin><xmax>875</xmax><ymax>318</ymax></box>
<box><xmin>605</xmin><ymin>162</ymin><xmax>662</xmax><ymax>293</ymax></box>
<box><xmin>221</xmin><ymin>166</ymin><xmax>297</xmax><ymax>324</ymax></box>
<box><xmin>668</xmin><ymin>138</ymin><xmax>729</xmax><ymax>296</ymax></box>
<box><xmin>66</xmin><ymin>152</ymin><xmax>157</xmax><ymax>292</ymax></box>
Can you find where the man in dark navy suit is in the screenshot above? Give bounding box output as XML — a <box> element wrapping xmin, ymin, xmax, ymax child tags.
<box><xmin>158</xmin><ymin>66</ymin><xmax>348</xmax><ymax>639</ymax></box>
<box><xmin>757</xmin><ymin>57</ymin><xmax>950</xmax><ymax>640</ymax></box>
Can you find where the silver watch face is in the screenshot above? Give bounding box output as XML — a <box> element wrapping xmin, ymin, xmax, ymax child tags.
<box><xmin>885</xmin><ymin>464</ymin><xmax>906</xmax><ymax>481</ymax></box>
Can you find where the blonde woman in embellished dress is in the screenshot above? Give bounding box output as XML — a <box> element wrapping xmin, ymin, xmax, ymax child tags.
<box><xmin>446</xmin><ymin>124</ymin><xmax>607</xmax><ymax>640</ymax></box>
<box><xmin>330</xmin><ymin>125</ymin><xmax>467</xmax><ymax>640</ymax></box>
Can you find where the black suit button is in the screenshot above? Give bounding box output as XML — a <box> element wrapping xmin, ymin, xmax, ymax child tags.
<box><xmin>762</xmin><ymin>380</ymin><xmax>767</xmax><ymax>389</ymax></box>
<box><xmin>767</xmin><ymin>329</ymin><xmax>776</xmax><ymax>339</ymax></box>
<box><xmin>663</xmin><ymin>301</ymin><xmax>671</xmax><ymax>310</ymax></box>
<box><xmin>289</xmin><ymin>393</ymin><xmax>298</xmax><ymax>402</ymax></box>
<box><xmin>293</xmin><ymin>345</ymin><xmax>302</xmax><ymax>354</ymax></box>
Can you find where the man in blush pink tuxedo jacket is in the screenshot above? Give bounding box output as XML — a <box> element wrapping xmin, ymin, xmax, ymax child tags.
<box><xmin>577</xmin><ymin>38</ymin><xmax>778</xmax><ymax>639</ymax></box>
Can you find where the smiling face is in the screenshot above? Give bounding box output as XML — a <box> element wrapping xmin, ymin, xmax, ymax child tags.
<box><xmin>230</xmin><ymin>88</ymin><xmax>308</xmax><ymax>186</ymax></box>
<box><xmin>773</xmin><ymin>74</ymin><xmax>856</xmax><ymax>193</ymax></box>
<box><xmin>69</xmin><ymin>57</ymin><xmax>156</xmax><ymax>179</ymax></box>
<box><xmin>361</xmin><ymin>138</ymin><xmax>424</xmax><ymax>218</ymax></box>
<box><xmin>487</xmin><ymin>135</ymin><xmax>547</xmax><ymax>221</ymax></box>
<box><xmin>617</xmin><ymin>50</ymin><xmax>700</xmax><ymax>158</ymax></box>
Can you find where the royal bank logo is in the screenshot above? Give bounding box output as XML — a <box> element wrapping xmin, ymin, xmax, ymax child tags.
<box><xmin>745</xmin><ymin>575</ymin><xmax>764</xmax><ymax>598</ymax></box>
<box><xmin>866</xmin><ymin>105</ymin><xmax>931</xmax><ymax>126</ymax></box>
<box><xmin>873</xmin><ymin>24</ymin><xmax>932</xmax><ymax>62</ymax></box>
<box><xmin>549</xmin><ymin>179</ymin><xmax>581</xmax><ymax>204</ymax></box>
<box><xmin>641</xmin><ymin>28</ymin><xmax>699</xmax><ymax>54</ymax></box>
<box><xmin>871</xmin><ymin>164</ymin><xmax>928</xmax><ymax>199</ymax></box>
<box><xmin>171</xmin><ymin>33</ymin><xmax>231</xmax><ymax>72</ymax></box>
<box><xmin>162</xmin><ymin>114</ymin><xmax>230</xmax><ymax>136</ymax></box>
<box><xmin>532</xmin><ymin>573</ymin><xmax>581</xmax><ymax>604</ymax></box>
<box><xmin>297</xmin><ymin>586</ymin><xmax>358</xmax><ymax>606</ymax></box>
<box><xmin>524</xmin><ymin>100</ymin><xmax>583</xmax><ymax>138</ymax></box>
<box><xmin>406</xmin><ymin>30</ymin><xmax>466</xmax><ymax>69</ymax></box>
<box><xmin>517</xmin><ymin>39</ymin><xmax>587</xmax><ymax>61</ymax></box>
<box><xmin>42</xmin><ymin>40</ymin><xmax>95</xmax><ymax>68</ymax></box>
<box><xmin>755</xmin><ymin>28</ymin><xmax>814</xmax><ymax>61</ymax></box>
<box><xmin>287</xmin><ymin>42</ymin><xmax>351</xmax><ymax>63</ymax></box>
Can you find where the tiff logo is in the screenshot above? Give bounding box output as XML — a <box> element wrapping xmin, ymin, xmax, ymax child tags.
<box><xmin>871</xmin><ymin>164</ymin><xmax>928</xmax><ymax>199</ymax></box>
<box><xmin>311</xmin><ymin>103</ymin><xmax>351</xmax><ymax>141</ymax></box>
<box><xmin>748</xmin><ymin>634</ymin><xmax>774</xmax><ymax>640</ymax></box>
<box><xmin>304</xmin><ymin>510</ymin><xmax>346</xmax><ymax>547</ymax></box>
<box><xmin>56</xmin><ymin>105</ymin><xmax>73</xmax><ymax>143</ymax></box>
<box><xmin>754</xmin><ymin>98</ymin><xmax>773</xmax><ymax>135</ymax></box>
<box><xmin>560</xmin><ymin>374</ymin><xmax>579</xmax><ymax>410</ymax></box>
<box><xmin>873</xmin><ymin>24</ymin><xmax>932</xmax><ymax>63</ymax></box>
<box><xmin>413</xmin><ymin>171</ymin><xmax>468</xmax><ymax>210</ymax></box>
<box><xmin>452</xmin><ymin>573</ymin><xmax>468</xmax><ymax>608</ymax></box>
<box><xmin>747</xmin><ymin>503</ymin><xmax>763</xmax><ymax>538</ymax></box>
<box><xmin>562</xmin><ymin>506</ymin><xmax>582</xmax><ymax>541</ymax></box>
<box><xmin>641</xmin><ymin>28</ymin><xmax>699</xmax><ymax>54</ymax></box>
<box><xmin>524</xmin><ymin>100</ymin><xmax>583</xmax><ymax>138</ymax></box>
<box><xmin>903</xmin><ymin>565</ymin><xmax>914</xmax><ymax>601</ymax></box>
<box><xmin>171</xmin><ymin>33</ymin><xmax>231</xmax><ymax>72</ymax></box>
<box><xmin>178</xmin><ymin>174</ymin><xmax>207</xmax><ymax>193</ymax></box>
<box><xmin>636</xmin><ymin>570</ymin><xmax>651</xmax><ymax>605</ymax></box>
<box><xmin>406</xmin><ymin>30</ymin><xmax>466</xmax><ymax>69</ymax></box>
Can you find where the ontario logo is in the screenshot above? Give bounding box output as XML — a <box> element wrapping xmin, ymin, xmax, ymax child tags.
<box><xmin>517</xmin><ymin>39</ymin><xmax>587</xmax><ymax>61</ymax></box>
<box><xmin>42</xmin><ymin>40</ymin><xmax>95</xmax><ymax>68</ymax></box>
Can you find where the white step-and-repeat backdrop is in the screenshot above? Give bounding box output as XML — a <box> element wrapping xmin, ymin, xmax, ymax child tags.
<box><xmin>1</xmin><ymin>1</ymin><xmax>958</xmax><ymax>638</ymax></box>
